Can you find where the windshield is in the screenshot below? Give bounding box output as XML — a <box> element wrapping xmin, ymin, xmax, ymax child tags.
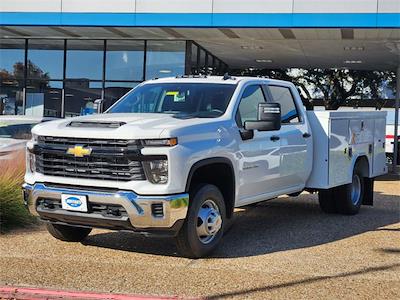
<box><xmin>108</xmin><ymin>83</ymin><xmax>237</xmax><ymax>118</ymax></box>
<box><xmin>0</xmin><ymin>122</ymin><xmax>37</xmax><ymax>139</ymax></box>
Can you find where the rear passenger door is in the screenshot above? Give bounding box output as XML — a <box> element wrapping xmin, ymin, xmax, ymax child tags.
<box><xmin>265</xmin><ymin>85</ymin><xmax>310</xmax><ymax>190</ymax></box>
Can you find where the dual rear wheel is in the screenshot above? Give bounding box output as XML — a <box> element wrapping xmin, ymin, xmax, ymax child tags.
<box><xmin>319</xmin><ymin>163</ymin><xmax>369</xmax><ymax>215</ymax></box>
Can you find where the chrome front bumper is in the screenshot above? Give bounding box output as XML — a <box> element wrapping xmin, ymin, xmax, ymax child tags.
<box><xmin>22</xmin><ymin>183</ymin><xmax>189</xmax><ymax>230</ymax></box>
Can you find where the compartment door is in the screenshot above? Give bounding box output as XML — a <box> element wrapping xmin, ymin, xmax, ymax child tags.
<box><xmin>329</xmin><ymin>119</ymin><xmax>351</xmax><ymax>186</ymax></box>
<box><xmin>373</xmin><ymin>118</ymin><xmax>387</xmax><ymax>176</ymax></box>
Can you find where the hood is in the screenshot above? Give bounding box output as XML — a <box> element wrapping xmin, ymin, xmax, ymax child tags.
<box><xmin>0</xmin><ymin>139</ymin><xmax>27</xmax><ymax>159</ymax></box>
<box><xmin>32</xmin><ymin>113</ymin><xmax>226</xmax><ymax>140</ymax></box>
<box><xmin>0</xmin><ymin>138</ymin><xmax>27</xmax><ymax>150</ymax></box>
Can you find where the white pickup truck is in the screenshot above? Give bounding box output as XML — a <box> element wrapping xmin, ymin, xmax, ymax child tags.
<box><xmin>23</xmin><ymin>76</ymin><xmax>387</xmax><ymax>258</ymax></box>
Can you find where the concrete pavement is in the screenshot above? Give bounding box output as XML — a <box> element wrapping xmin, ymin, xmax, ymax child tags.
<box><xmin>0</xmin><ymin>179</ymin><xmax>399</xmax><ymax>299</ymax></box>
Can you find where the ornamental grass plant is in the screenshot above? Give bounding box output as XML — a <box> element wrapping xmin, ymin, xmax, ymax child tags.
<box><xmin>0</xmin><ymin>151</ymin><xmax>36</xmax><ymax>232</ymax></box>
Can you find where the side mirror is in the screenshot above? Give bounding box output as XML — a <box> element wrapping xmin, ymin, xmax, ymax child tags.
<box><xmin>244</xmin><ymin>103</ymin><xmax>281</xmax><ymax>132</ymax></box>
<box><xmin>94</xmin><ymin>99</ymin><xmax>105</xmax><ymax>114</ymax></box>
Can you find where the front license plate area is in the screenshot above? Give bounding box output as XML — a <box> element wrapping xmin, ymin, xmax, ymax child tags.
<box><xmin>61</xmin><ymin>194</ymin><xmax>88</xmax><ymax>212</ymax></box>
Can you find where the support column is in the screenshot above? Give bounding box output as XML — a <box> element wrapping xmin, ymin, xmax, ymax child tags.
<box><xmin>392</xmin><ymin>66</ymin><xmax>400</xmax><ymax>173</ymax></box>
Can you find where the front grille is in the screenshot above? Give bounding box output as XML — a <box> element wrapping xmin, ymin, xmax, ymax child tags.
<box><xmin>34</xmin><ymin>136</ymin><xmax>147</xmax><ymax>182</ymax></box>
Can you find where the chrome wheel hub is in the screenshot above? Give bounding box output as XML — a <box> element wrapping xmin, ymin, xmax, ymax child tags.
<box><xmin>196</xmin><ymin>199</ymin><xmax>222</xmax><ymax>244</ymax></box>
<box><xmin>351</xmin><ymin>174</ymin><xmax>361</xmax><ymax>205</ymax></box>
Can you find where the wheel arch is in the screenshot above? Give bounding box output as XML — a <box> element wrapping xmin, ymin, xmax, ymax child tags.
<box><xmin>185</xmin><ymin>157</ymin><xmax>236</xmax><ymax>219</ymax></box>
<box><xmin>353</xmin><ymin>155</ymin><xmax>370</xmax><ymax>177</ymax></box>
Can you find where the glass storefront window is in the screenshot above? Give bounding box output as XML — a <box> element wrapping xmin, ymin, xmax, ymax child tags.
<box><xmin>64</xmin><ymin>80</ymin><xmax>102</xmax><ymax>117</ymax></box>
<box><xmin>145</xmin><ymin>41</ymin><xmax>185</xmax><ymax>80</ymax></box>
<box><xmin>0</xmin><ymin>39</ymin><xmax>25</xmax><ymax>79</ymax></box>
<box><xmin>199</xmin><ymin>49</ymin><xmax>206</xmax><ymax>74</ymax></box>
<box><xmin>26</xmin><ymin>80</ymin><xmax>63</xmax><ymax>117</ymax></box>
<box><xmin>66</xmin><ymin>40</ymin><xmax>104</xmax><ymax>80</ymax></box>
<box><xmin>27</xmin><ymin>39</ymin><xmax>64</xmax><ymax>80</ymax></box>
<box><xmin>190</xmin><ymin>43</ymin><xmax>198</xmax><ymax>75</ymax></box>
<box><xmin>106</xmin><ymin>40</ymin><xmax>144</xmax><ymax>81</ymax></box>
<box><xmin>0</xmin><ymin>82</ymin><xmax>24</xmax><ymax>115</ymax></box>
<box><xmin>104</xmin><ymin>82</ymin><xmax>139</xmax><ymax>111</ymax></box>
<box><xmin>0</xmin><ymin>39</ymin><xmax>25</xmax><ymax>115</ymax></box>
<box><xmin>1</xmin><ymin>38</ymin><xmax>226</xmax><ymax>116</ymax></box>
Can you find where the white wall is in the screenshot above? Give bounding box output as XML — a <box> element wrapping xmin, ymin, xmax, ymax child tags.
<box><xmin>62</xmin><ymin>0</ymin><xmax>135</xmax><ymax>13</ymax></box>
<box><xmin>0</xmin><ymin>0</ymin><xmax>394</xmax><ymax>14</ymax></box>
<box><xmin>0</xmin><ymin>0</ymin><xmax>62</xmax><ymax>12</ymax></box>
<box><xmin>136</xmin><ymin>0</ymin><xmax>212</xmax><ymax>13</ymax></box>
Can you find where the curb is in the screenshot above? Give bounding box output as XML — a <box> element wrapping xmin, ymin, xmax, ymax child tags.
<box><xmin>0</xmin><ymin>286</ymin><xmax>179</xmax><ymax>300</ymax></box>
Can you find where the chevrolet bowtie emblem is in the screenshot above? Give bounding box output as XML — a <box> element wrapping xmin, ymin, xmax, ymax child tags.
<box><xmin>67</xmin><ymin>145</ymin><xmax>92</xmax><ymax>158</ymax></box>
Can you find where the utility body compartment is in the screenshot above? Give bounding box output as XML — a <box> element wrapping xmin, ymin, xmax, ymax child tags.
<box><xmin>306</xmin><ymin>110</ymin><xmax>387</xmax><ymax>189</ymax></box>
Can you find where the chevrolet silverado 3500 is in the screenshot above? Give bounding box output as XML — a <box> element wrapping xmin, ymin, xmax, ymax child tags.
<box><xmin>23</xmin><ymin>76</ymin><xmax>387</xmax><ymax>258</ymax></box>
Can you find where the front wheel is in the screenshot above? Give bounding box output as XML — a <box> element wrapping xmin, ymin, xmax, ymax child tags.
<box><xmin>176</xmin><ymin>184</ymin><xmax>226</xmax><ymax>258</ymax></box>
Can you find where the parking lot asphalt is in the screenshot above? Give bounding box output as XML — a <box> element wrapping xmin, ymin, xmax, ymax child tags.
<box><xmin>1</xmin><ymin>179</ymin><xmax>399</xmax><ymax>299</ymax></box>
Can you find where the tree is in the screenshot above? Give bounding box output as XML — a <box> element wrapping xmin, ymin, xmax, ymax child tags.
<box><xmin>232</xmin><ymin>67</ymin><xmax>396</xmax><ymax>110</ymax></box>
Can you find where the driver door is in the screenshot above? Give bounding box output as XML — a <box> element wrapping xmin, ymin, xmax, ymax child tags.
<box><xmin>236</xmin><ymin>84</ymin><xmax>282</xmax><ymax>205</ymax></box>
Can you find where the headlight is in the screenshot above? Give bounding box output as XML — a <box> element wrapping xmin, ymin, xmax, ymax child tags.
<box><xmin>143</xmin><ymin>159</ymin><xmax>168</xmax><ymax>184</ymax></box>
<box><xmin>31</xmin><ymin>133</ymin><xmax>38</xmax><ymax>143</ymax></box>
<box><xmin>142</xmin><ymin>138</ymin><xmax>177</xmax><ymax>147</ymax></box>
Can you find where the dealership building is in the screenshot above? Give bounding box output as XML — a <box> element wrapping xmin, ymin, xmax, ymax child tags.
<box><xmin>0</xmin><ymin>0</ymin><xmax>399</xmax><ymax>118</ymax></box>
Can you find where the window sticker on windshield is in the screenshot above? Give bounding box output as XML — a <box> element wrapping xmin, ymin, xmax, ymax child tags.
<box><xmin>166</xmin><ymin>91</ymin><xmax>186</xmax><ymax>102</ymax></box>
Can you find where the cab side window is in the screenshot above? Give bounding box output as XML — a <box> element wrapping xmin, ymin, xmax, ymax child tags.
<box><xmin>268</xmin><ymin>85</ymin><xmax>300</xmax><ymax>124</ymax></box>
<box><xmin>236</xmin><ymin>85</ymin><xmax>266</xmax><ymax>127</ymax></box>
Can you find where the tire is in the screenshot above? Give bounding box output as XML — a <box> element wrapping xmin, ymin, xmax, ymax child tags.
<box><xmin>318</xmin><ymin>189</ymin><xmax>337</xmax><ymax>213</ymax></box>
<box><xmin>46</xmin><ymin>223</ymin><xmax>92</xmax><ymax>242</ymax></box>
<box><xmin>318</xmin><ymin>164</ymin><xmax>365</xmax><ymax>215</ymax></box>
<box><xmin>336</xmin><ymin>165</ymin><xmax>364</xmax><ymax>215</ymax></box>
<box><xmin>176</xmin><ymin>184</ymin><xmax>226</xmax><ymax>258</ymax></box>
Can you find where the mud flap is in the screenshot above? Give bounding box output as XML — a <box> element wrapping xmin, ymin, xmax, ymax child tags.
<box><xmin>362</xmin><ymin>178</ymin><xmax>374</xmax><ymax>206</ymax></box>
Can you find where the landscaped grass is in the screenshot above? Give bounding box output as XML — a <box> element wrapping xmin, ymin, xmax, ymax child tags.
<box><xmin>0</xmin><ymin>151</ymin><xmax>36</xmax><ymax>232</ymax></box>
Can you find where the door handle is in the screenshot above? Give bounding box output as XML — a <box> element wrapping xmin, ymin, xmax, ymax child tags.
<box><xmin>303</xmin><ymin>132</ymin><xmax>311</xmax><ymax>138</ymax></box>
<box><xmin>270</xmin><ymin>135</ymin><xmax>280</xmax><ymax>142</ymax></box>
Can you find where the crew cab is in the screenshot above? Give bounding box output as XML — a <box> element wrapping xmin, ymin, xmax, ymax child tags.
<box><xmin>23</xmin><ymin>76</ymin><xmax>387</xmax><ymax>258</ymax></box>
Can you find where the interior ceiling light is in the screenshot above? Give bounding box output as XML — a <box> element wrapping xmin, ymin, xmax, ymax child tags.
<box><xmin>159</xmin><ymin>70</ymin><xmax>172</xmax><ymax>74</ymax></box>
<box><xmin>344</xmin><ymin>46</ymin><xmax>365</xmax><ymax>51</ymax></box>
<box><xmin>344</xmin><ymin>60</ymin><xmax>363</xmax><ymax>64</ymax></box>
<box><xmin>255</xmin><ymin>59</ymin><xmax>273</xmax><ymax>63</ymax></box>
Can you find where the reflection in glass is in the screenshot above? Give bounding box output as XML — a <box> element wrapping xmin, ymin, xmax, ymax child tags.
<box><xmin>199</xmin><ymin>49</ymin><xmax>206</xmax><ymax>74</ymax></box>
<box><xmin>0</xmin><ymin>39</ymin><xmax>25</xmax><ymax>115</ymax></box>
<box><xmin>66</xmin><ymin>40</ymin><xmax>104</xmax><ymax>80</ymax></box>
<box><xmin>0</xmin><ymin>82</ymin><xmax>24</xmax><ymax>115</ymax></box>
<box><xmin>26</xmin><ymin>80</ymin><xmax>63</xmax><ymax>117</ymax></box>
<box><xmin>190</xmin><ymin>43</ymin><xmax>198</xmax><ymax>75</ymax></box>
<box><xmin>106</xmin><ymin>40</ymin><xmax>144</xmax><ymax>81</ymax></box>
<box><xmin>145</xmin><ymin>41</ymin><xmax>185</xmax><ymax>80</ymax></box>
<box><xmin>104</xmin><ymin>82</ymin><xmax>138</xmax><ymax>111</ymax></box>
<box><xmin>0</xmin><ymin>39</ymin><xmax>25</xmax><ymax>78</ymax></box>
<box><xmin>64</xmin><ymin>80</ymin><xmax>102</xmax><ymax>117</ymax></box>
<box><xmin>28</xmin><ymin>40</ymin><xmax>64</xmax><ymax>80</ymax></box>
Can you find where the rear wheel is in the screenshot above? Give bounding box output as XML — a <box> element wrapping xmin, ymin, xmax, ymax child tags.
<box><xmin>319</xmin><ymin>163</ymin><xmax>365</xmax><ymax>215</ymax></box>
<box><xmin>176</xmin><ymin>184</ymin><xmax>226</xmax><ymax>258</ymax></box>
<box><xmin>336</xmin><ymin>167</ymin><xmax>364</xmax><ymax>215</ymax></box>
<box><xmin>46</xmin><ymin>223</ymin><xmax>92</xmax><ymax>242</ymax></box>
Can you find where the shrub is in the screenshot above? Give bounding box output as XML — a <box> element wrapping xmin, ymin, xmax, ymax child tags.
<box><xmin>0</xmin><ymin>151</ymin><xmax>36</xmax><ymax>232</ymax></box>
